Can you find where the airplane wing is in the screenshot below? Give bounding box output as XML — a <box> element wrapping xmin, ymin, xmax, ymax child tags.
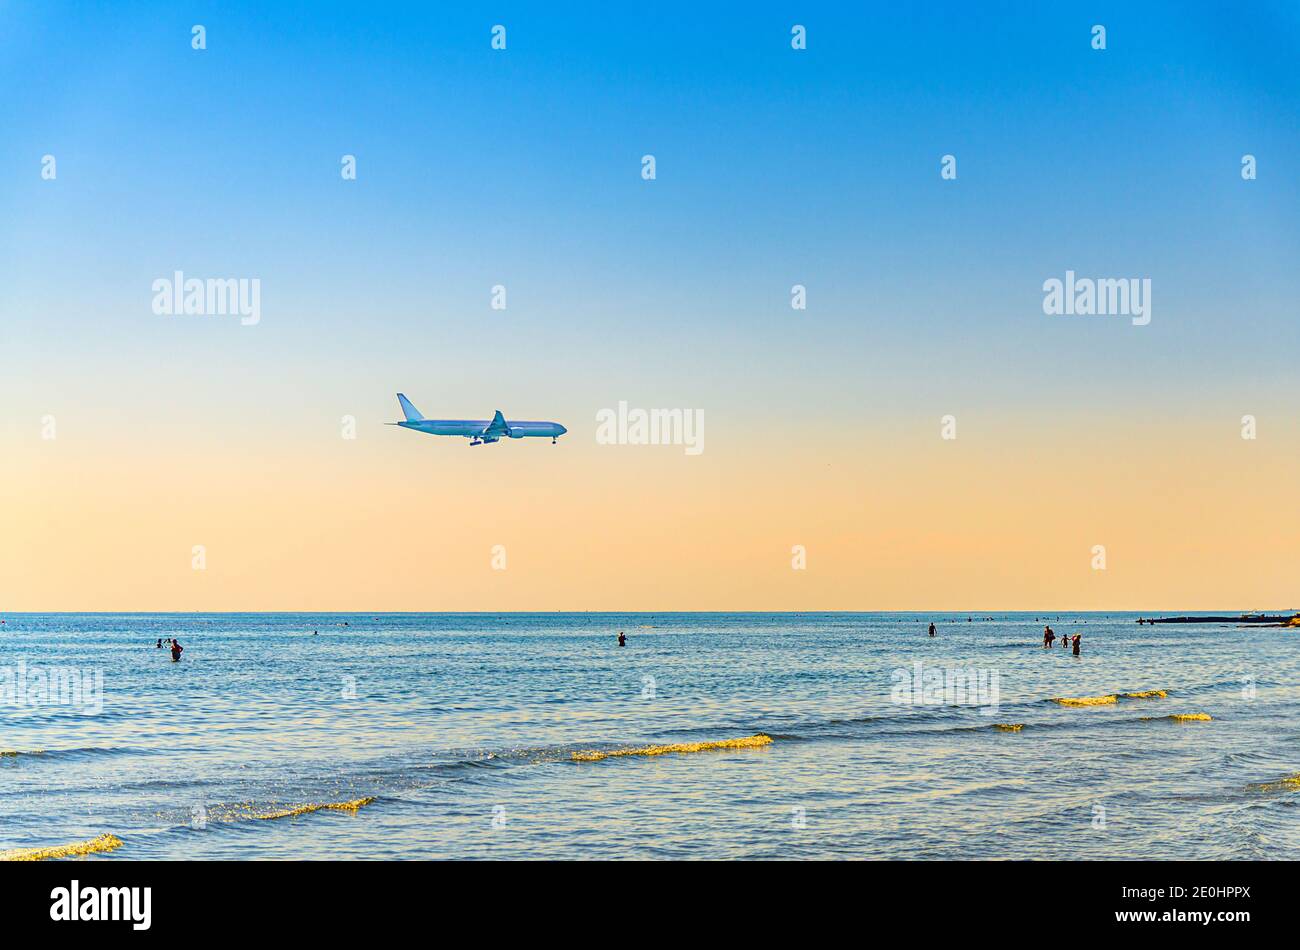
<box><xmin>482</xmin><ymin>410</ymin><xmax>509</xmax><ymax>438</ymax></box>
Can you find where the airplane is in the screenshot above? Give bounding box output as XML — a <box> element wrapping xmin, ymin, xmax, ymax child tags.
<box><xmin>390</xmin><ymin>393</ymin><xmax>567</xmax><ymax>446</ymax></box>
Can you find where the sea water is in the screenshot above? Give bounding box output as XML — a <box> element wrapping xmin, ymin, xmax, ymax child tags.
<box><xmin>0</xmin><ymin>612</ymin><xmax>1296</xmax><ymax>859</ymax></box>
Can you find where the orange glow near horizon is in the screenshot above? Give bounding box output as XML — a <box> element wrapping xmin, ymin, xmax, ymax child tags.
<box><xmin>6</xmin><ymin>410</ymin><xmax>1296</xmax><ymax>612</ymax></box>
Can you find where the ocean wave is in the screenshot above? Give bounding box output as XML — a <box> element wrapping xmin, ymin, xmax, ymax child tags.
<box><xmin>0</xmin><ymin>745</ymin><xmax>147</xmax><ymax>763</ymax></box>
<box><xmin>1052</xmin><ymin>695</ymin><xmax>1118</xmax><ymax>707</ymax></box>
<box><xmin>1249</xmin><ymin>773</ymin><xmax>1300</xmax><ymax>792</ymax></box>
<box><xmin>1051</xmin><ymin>690</ymin><xmax>1171</xmax><ymax>707</ymax></box>
<box><xmin>0</xmin><ymin>834</ymin><xmax>122</xmax><ymax>861</ymax></box>
<box><xmin>572</xmin><ymin>734</ymin><xmax>773</xmax><ymax>762</ymax></box>
<box><xmin>195</xmin><ymin>797</ymin><xmax>378</xmax><ymax>824</ymax></box>
<box><xmin>251</xmin><ymin>797</ymin><xmax>375</xmax><ymax>820</ymax></box>
<box><xmin>1140</xmin><ymin>713</ymin><xmax>1212</xmax><ymax>722</ymax></box>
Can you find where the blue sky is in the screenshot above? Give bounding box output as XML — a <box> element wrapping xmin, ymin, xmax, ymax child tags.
<box><xmin>2</xmin><ymin>1</ymin><xmax>1297</xmax><ymax>433</ymax></box>
<box><xmin>2</xmin><ymin>2</ymin><xmax>1298</xmax><ymax>610</ymax></box>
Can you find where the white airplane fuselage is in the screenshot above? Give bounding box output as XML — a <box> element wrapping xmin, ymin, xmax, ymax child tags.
<box><xmin>398</xmin><ymin>419</ymin><xmax>566</xmax><ymax>439</ymax></box>
<box><xmin>392</xmin><ymin>394</ymin><xmax>567</xmax><ymax>445</ymax></box>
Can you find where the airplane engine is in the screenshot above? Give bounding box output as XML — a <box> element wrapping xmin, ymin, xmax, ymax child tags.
<box><xmin>507</xmin><ymin>427</ymin><xmax>526</xmax><ymax>439</ymax></box>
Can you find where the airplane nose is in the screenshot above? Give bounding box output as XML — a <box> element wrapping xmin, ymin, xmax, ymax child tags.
<box><xmin>558</xmin><ymin>425</ymin><xmax>567</xmax><ymax>435</ymax></box>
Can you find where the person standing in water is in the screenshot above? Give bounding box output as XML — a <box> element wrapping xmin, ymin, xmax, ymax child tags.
<box><xmin>928</xmin><ymin>622</ymin><xmax>936</xmax><ymax>637</ymax></box>
<box><xmin>170</xmin><ymin>639</ymin><xmax>184</xmax><ymax>662</ymax></box>
<box><xmin>1071</xmin><ymin>634</ymin><xmax>1081</xmax><ymax>656</ymax></box>
<box><xmin>617</xmin><ymin>631</ymin><xmax>626</xmax><ymax>647</ymax></box>
<box><xmin>1044</xmin><ymin>626</ymin><xmax>1055</xmax><ymax>648</ymax></box>
<box><xmin>156</xmin><ymin>638</ymin><xmax>162</xmax><ymax>648</ymax></box>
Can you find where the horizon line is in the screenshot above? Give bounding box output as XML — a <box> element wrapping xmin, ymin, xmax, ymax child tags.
<box><xmin>2</xmin><ymin>608</ymin><xmax>1294</xmax><ymax>616</ymax></box>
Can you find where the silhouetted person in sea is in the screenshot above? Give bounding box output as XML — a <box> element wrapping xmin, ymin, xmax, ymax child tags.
<box><xmin>171</xmin><ymin>639</ymin><xmax>184</xmax><ymax>662</ymax></box>
<box><xmin>1072</xmin><ymin>634</ymin><xmax>1081</xmax><ymax>656</ymax></box>
<box><xmin>928</xmin><ymin>622</ymin><xmax>936</xmax><ymax>637</ymax></box>
<box><xmin>617</xmin><ymin>631</ymin><xmax>626</xmax><ymax>647</ymax></box>
<box><xmin>1044</xmin><ymin>626</ymin><xmax>1055</xmax><ymax>648</ymax></box>
<box><xmin>156</xmin><ymin>639</ymin><xmax>162</xmax><ymax>648</ymax></box>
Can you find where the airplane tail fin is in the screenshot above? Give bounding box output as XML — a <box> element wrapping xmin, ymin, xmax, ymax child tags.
<box><xmin>396</xmin><ymin>393</ymin><xmax>425</xmax><ymax>422</ymax></box>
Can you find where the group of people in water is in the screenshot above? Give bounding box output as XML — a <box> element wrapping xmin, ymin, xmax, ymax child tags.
<box><xmin>926</xmin><ymin>621</ymin><xmax>1082</xmax><ymax>655</ymax></box>
<box><xmin>1041</xmin><ymin>625</ymin><xmax>1080</xmax><ymax>655</ymax></box>
<box><xmin>155</xmin><ymin>638</ymin><xmax>184</xmax><ymax>661</ymax></box>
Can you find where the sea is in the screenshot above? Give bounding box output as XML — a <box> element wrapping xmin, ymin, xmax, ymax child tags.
<box><xmin>1</xmin><ymin>612</ymin><xmax>1296</xmax><ymax>860</ymax></box>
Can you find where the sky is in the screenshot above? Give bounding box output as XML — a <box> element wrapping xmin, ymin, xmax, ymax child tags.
<box><xmin>2</xmin><ymin>1</ymin><xmax>1297</xmax><ymax>611</ymax></box>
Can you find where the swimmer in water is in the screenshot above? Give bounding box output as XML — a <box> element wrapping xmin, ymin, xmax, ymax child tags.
<box><xmin>617</xmin><ymin>631</ymin><xmax>626</xmax><ymax>647</ymax></box>
<box><xmin>170</xmin><ymin>639</ymin><xmax>184</xmax><ymax>662</ymax></box>
<box><xmin>156</xmin><ymin>638</ymin><xmax>162</xmax><ymax>648</ymax></box>
<box><xmin>1072</xmin><ymin>634</ymin><xmax>1081</xmax><ymax>656</ymax></box>
<box><xmin>1044</xmin><ymin>626</ymin><xmax>1055</xmax><ymax>648</ymax></box>
<box><xmin>928</xmin><ymin>622</ymin><xmax>936</xmax><ymax>637</ymax></box>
